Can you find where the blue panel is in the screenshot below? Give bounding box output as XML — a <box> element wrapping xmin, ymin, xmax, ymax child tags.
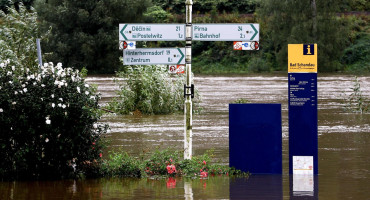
<box><xmin>288</xmin><ymin>73</ymin><xmax>318</xmax><ymax>174</ymax></box>
<box><xmin>229</xmin><ymin>104</ymin><xmax>282</xmax><ymax>174</ymax></box>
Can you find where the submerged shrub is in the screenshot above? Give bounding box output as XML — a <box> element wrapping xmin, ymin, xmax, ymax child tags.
<box><xmin>107</xmin><ymin>65</ymin><xmax>201</xmax><ymax>115</ymax></box>
<box><xmin>0</xmin><ymin>61</ymin><xmax>108</xmax><ymax>180</ymax></box>
<box><xmin>341</xmin><ymin>76</ymin><xmax>369</xmax><ymax>114</ymax></box>
<box><xmin>101</xmin><ymin>151</ymin><xmax>143</xmax><ymax>178</ymax></box>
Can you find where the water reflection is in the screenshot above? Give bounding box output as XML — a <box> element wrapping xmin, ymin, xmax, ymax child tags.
<box><xmin>290</xmin><ymin>175</ymin><xmax>319</xmax><ymax>199</ymax></box>
<box><xmin>230</xmin><ymin>175</ymin><xmax>283</xmax><ymax>199</ymax></box>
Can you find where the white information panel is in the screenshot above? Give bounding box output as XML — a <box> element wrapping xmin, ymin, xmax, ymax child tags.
<box><xmin>123</xmin><ymin>48</ymin><xmax>185</xmax><ymax>65</ymax></box>
<box><xmin>192</xmin><ymin>24</ymin><xmax>259</xmax><ymax>41</ymax></box>
<box><xmin>293</xmin><ymin>156</ymin><xmax>314</xmax><ymax>175</ymax></box>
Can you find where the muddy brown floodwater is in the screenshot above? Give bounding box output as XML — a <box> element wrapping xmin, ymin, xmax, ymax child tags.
<box><xmin>1</xmin><ymin>74</ymin><xmax>369</xmax><ymax>199</ymax></box>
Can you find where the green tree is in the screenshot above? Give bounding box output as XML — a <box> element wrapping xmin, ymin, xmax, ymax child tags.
<box><xmin>0</xmin><ymin>0</ymin><xmax>34</xmax><ymax>12</ymax></box>
<box><xmin>257</xmin><ymin>0</ymin><xmax>349</xmax><ymax>72</ymax></box>
<box><xmin>35</xmin><ymin>0</ymin><xmax>150</xmax><ymax>73</ymax></box>
<box><xmin>0</xmin><ymin>4</ymin><xmax>43</xmax><ymax>71</ymax></box>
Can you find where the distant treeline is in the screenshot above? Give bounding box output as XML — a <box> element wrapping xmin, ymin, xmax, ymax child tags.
<box><xmin>1</xmin><ymin>0</ymin><xmax>369</xmax><ymax>73</ymax></box>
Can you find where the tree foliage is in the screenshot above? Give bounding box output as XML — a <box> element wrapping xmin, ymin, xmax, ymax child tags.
<box><xmin>0</xmin><ymin>0</ymin><xmax>34</xmax><ymax>12</ymax></box>
<box><xmin>257</xmin><ymin>0</ymin><xmax>349</xmax><ymax>72</ymax></box>
<box><xmin>0</xmin><ymin>4</ymin><xmax>43</xmax><ymax>71</ymax></box>
<box><xmin>35</xmin><ymin>0</ymin><xmax>150</xmax><ymax>73</ymax></box>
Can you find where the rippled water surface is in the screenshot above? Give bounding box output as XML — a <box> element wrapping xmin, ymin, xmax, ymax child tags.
<box><xmin>1</xmin><ymin>74</ymin><xmax>369</xmax><ymax>199</ymax></box>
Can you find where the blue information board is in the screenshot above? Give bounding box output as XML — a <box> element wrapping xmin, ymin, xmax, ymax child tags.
<box><xmin>229</xmin><ymin>104</ymin><xmax>282</xmax><ymax>174</ymax></box>
<box><xmin>288</xmin><ymin>73</ymin><xmax>318</xmax><ymax>174</ymax></box>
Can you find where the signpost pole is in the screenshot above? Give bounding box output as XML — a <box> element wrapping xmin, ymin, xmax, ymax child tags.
<box><xmin>36</xmin><ymin>38</ymin><xmax>43</xmax><ymax>67</ymax></box>
<box><xmin>184</xmin><ymin>0</ymin><xmax>193</xmax><ymax>160</ymax></box>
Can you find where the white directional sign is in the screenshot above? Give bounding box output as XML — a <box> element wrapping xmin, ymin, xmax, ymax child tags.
<box><xmin>119</xmin><ymin>24</ymin><xmax>185</xmax><ymax>41</ymax></box>
<box><xmin>123</xmin><ymin>48</ymin><xmax>185</xmax><ymax>65</ymax></box>
<box><xmin>192</xmin><ymin>24</ymin><xmax>259</xmax><ymax>41</ymax></box>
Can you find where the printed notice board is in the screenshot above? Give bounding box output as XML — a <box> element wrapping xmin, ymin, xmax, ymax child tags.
<box><xmin>288</xmin><ymin>44</ymin><xmax>318</xmax><ymax>175</ymax></box>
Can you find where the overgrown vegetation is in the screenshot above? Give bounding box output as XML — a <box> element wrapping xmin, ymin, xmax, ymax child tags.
<box><xmin>106</xmin><ymin>65</ymin><xmax>201</xmax><ymax>115</ymax></box>
<box><xmin>94</xmin><ymin>149</ymin><xmax>248</xmax><ymax>179</ymax></box>
<box><xmin>0</xmin><ymin>5</ymin><xmax>108</xmax><ymax>180</ymax></box>
<box><xmin>0</xmin><ymin>4</ymin><xmax>44</xmax><ymax>72</ymax></box>
<box><xmin>0</xmin><ymin>60</ymin><xmax>108</xmax><ymax>180</ymax></box>
<box><xmin>231</xmin><ymin>98</ymin><xmax>251</xmax><ymax>104</ymax></box>
<box><xmin>341</xmin><ymin>76</ymin><xmax>369</xmax><ymax>114</ymax></box>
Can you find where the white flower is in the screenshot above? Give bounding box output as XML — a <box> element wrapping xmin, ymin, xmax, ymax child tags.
<box><xmin>8</xmin><ymin>81</ymin><xmax>13</xmax><ymax>84</ymax></box>
<box><xmin>12</xmin><ymin>102</ymin><xmax>16</xmax><ymax>105</ymax></box>
<box><xmin>85</xmin><ymin>91</ymin><xmax>89</xmax><ymax>95</ymax></box>
<box><xmin>59</xmin><ymin>98</ymin><xmax>63</xmax><ymax>102</ymax></box>
<box><xmin>93</xmin><ymin>124</ymin><xmax>98</xmax><ymax>129</ymax></box>
<box><xmin>65</xmin><ymin>112</ymin><xmax>67</xmax><ymax>116</ymax></box>
<box><xmin>77</xmin><ymin>86</ymin><xmax>80</xmax><ymax>93</ymax></box>
<box><xmin>0</xmin><ymin>63</ymin><xmax>4</xmax><ymax>68</ymax></box>
<box><xmin>41</xmin><ymin>98</ymin><xmax>43</xmax><ymax>101</ymax></box>
<box><xmin>62</xmin><ymin>104</ymin><xmax>66</xmax><ymax>109</ymax></box>
<box><xmin>51</xmin><ymin>94</ymin><xmax>54</xmax><ymax>98</ymax></box>
<box><xmin>23</xmin><ymin>88</ymin><xmax>27</xmax><ymax>93</ymax></box>
<box><xmin>7</xmin><ymin>71</ymin><xmax>12</xmax><ymax>76</ymax></box>
<box><xmin>15</xmin><ymin>91</ymin><xmax>18</xmax><ymax>95</ymax></box>
<box><xmin>0</xmin><ymin>108</ymin><xmax>3</xmax><ymax>112</ymax></box>
<box><xmin>45</xmin><ymin>116</ymin><xmax>51</xmax><ymax>125</ymax></box>
<box><xmin>22</xmin><ymin>84</ymin><xmax>25</xmax><ymax>88</ymax></box>
<box><xmin>52</xmin><ymin>103</ymin><xmax>55</xmax><ymax>108</ymax></box>
<box><xmin>90</xmin><ymin>96</ymin><xmax>96</xmax><ymax>100</ymax></box>
<box><xmin>45</xmin><ymin>138</ymin><xmax>49</xmax><ymax>143</ymax></box>
<box><xmin>58</xmin><ymin>103</ymin><xmax>62</xmax><ymax>107</ymax></box>
<box><xmin>57</xmin><ymin>63</ymin><xmax>62</xmax><ymax>68</ymax></box>
<box><xmin>57</xmin><ymin>134</ymin><xmax>61</xmax><ymax>138</ymax></box>
<box><xmin>43</xmin><ymin>63</ymin><xmax>48</xmax><ymax>68</ymax></box>
<box><xmin>85</xmin><ymin>84</ymin><xmax>89</xmax><ymax>88</ymax></box>
<box><xmin>41</xmin><ymin>84</ymin><xmax>45</xmax><ymax>87</ymax></box>
<box><xmin>12</xmin><ymin>66</ymin><xmax>15</xmax><ymax>71</ymax></box>
<box><xmin>54</xmin><ymin>80</ymin><xmax>59</xmax><ymax>85</ymax></box>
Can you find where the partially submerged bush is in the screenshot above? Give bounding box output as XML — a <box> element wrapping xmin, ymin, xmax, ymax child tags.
<box><xmin>0</xmin><ymin>61</ymin><xmax>108</xmax><ymax>180</ymax></box>
<box><xmin>341</xmin><ymin>76</ymin><xmax>369</xmax><ymax>114</ymax></box>
<box><xmin>107</xmin><ymin>65</ymin><xmax>201</xmax><ymax>115</ymax></box>
<box><xmin>99</xmin><ymin>149</ymin><xmax>248</xmax><ymax>178</ymax></box>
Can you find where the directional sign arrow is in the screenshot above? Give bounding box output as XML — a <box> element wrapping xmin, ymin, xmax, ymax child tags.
<box><xmin>250</xmin><ymin>24</ymin><xmax>258</xmax><ymax>41</ymax></box>
<box><xmin>192</xmin><ymin>24</ymin><xmax>259</xmax><ymax>41</ymax></box>
<box><xmin>119</xmin><ymin>24</ymin><xmax>185</xmax><ymax>41</ymax></box>
<box><xmin>123</xmin><ymin>48</ymin><xmax>185</xmax><ymax>65</ymax></box>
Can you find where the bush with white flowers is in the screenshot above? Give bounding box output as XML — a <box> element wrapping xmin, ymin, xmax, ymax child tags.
<box><xmin>0</xmin><ymin>61</ymin><xmax>107</xmax><ymax>180</ymax></box>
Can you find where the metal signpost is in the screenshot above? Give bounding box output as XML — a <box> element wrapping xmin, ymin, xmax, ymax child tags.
<box><xmin>119</xmin><ymin>0</ymin><xmax>259</xmax><ymax>159</ymax></box>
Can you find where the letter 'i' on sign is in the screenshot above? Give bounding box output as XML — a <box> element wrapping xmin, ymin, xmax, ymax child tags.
<box><xmin>288</xmin><ymin>44</ymin><xmax>318</xmax><ymax>175</ymax></box>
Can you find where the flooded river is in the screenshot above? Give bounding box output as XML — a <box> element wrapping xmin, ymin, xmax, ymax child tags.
<box><xmin>1</xmin><ymin>74</ymin><xmax>369</xmax><ymax>199</ymax></box>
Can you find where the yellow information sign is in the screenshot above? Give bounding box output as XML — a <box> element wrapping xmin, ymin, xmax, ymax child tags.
<box><xmin>288</xmin><ymin>44</ymin><xmax>317</xmax><ymax>73</ymax></box>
